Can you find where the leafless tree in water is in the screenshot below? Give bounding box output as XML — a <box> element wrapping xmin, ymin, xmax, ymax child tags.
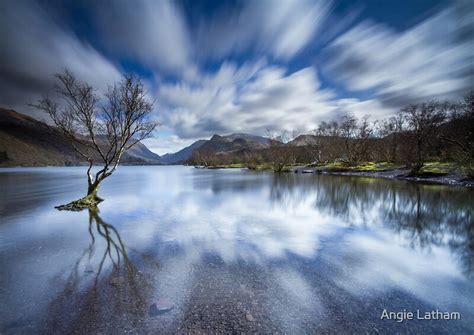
<box><xmin>33</xmin><ymin>70</ymin><xmax>159</xmax><ymax>209</ymax></box>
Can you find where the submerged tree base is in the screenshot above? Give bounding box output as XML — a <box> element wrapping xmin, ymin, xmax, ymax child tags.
<box><xmin>55</xmin><ymin>194</ymin><xmax>104</xmax><ymax>211</ymax></box>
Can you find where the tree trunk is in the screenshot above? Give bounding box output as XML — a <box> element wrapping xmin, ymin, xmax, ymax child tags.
<box><xmin>87</xmin><ymin>182</ymin><xmax>103</xmax><ymax>201</ymax></box>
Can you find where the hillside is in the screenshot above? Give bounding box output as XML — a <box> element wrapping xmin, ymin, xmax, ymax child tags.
<box><xmin>160</xmin><ymin>140</ymin><xmax>207</xmax><ymax>164</ymax></box>
<box><xmin>161</xmin><ymin>133</ymin><xmax>272</xmax><ymax>164</ymax></box>
<box><xmin>0</xmin><ymin>108</ymin><xmax>161</xmax><ymax>167</ymax></box>
<box><xmin>199</xmin><ymin>134</ymin><xmax>270</xmax><ymax>153</ymax></box>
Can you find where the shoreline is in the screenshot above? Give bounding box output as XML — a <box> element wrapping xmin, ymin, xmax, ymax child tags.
<box><xmin>193</xmin><ymin>163</ymin><xmax>474</xmax><ymax>189</ymax></box>
<box><xmin>292</xmin><ymin>166</ymin><xmax>474</xmax><ymax>188</ymax></box>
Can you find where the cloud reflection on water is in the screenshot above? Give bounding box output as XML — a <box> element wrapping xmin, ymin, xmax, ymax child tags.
<box><xmin>0</xmin><ymin>167</ymin><xmax>473</xmax><ymax>332</ymax></box>
<box><xmin>97</xmin><ymin>168</ymin><xmax>473</xmax><ymax>317</ymax></box>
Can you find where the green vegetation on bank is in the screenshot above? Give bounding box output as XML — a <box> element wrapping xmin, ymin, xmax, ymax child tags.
<box><xmin>206</xmin><ymin>163</ymin><xmax>247</xmax><ymax>169</ymax></box>
<box><xmin>318</xmin><ymin>161</ymin><xmax>403</xmax><ymax>172</ymax></box>
<box><xmin>200</xmin><ymin>161</ymin><xmax>467</xmax><ymax>179</ymax></box>
<box><xmin>317</xmin><ymin>161</ymin><xmax>459</xmax><ymax>176</ymax></box>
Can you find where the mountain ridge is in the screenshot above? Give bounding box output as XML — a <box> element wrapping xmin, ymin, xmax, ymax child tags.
<box><xmin>161</xmin><ymin>133</ymin><xmax>272</xmax><ymax>164</ymax></box>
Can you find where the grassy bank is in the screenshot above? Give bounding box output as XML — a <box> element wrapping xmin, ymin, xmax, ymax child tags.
<box><xmin>316</xmin><ymin>161</ymin><xmax>458</xmax><ymax>176</ymax></box>
<box><xmin>193</xmin><ymin>161</ymin><xmax>473</xmax><ymax>187</ymax></box>
<box><xmin>203</xmin><ymin>161</ymin><xmax>459</xmax><ymax>175</ymax></box>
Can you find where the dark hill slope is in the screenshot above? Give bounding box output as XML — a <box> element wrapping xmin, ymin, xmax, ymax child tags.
<box><xmin>0</xmin><ymin>108</ymin><xmax>161</xmax><ymax>167</ymax></box>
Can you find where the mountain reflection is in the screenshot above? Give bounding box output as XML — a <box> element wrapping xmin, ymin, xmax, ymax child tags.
<box><xmin>46</xmin><ymin>208</ymin><xmax>152</xmax><ymax>333</ymax></box>
<box><xmin>270</xmin><ymin>174</ymin><xmax>474</xmax><ymax>278</ymax></box>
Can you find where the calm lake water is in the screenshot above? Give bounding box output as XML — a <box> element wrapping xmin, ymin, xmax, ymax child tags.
<box><xmin>0</xmin><ymin>166</ymin><xmax>473</xmax><ymax>334</ymax></box>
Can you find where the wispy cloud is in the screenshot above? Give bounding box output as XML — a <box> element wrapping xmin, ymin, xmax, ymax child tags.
<box><xmin>192</xmin><ymin>0</ymin><xmax>331</xmax><ymax>60</ymax></box>
<box><xmin>156</xmin><ymin>60</ymin><xmax>389</xmax><ymax>140</ymax></box>
<box><xmin>0</xmin><ymin>0</ymin><xmax>121</xmax><ymax>116</ymax></box>
<box><xmin>92</xmin><ymin>0</ymin><xmax>191</xmax><ymax>73</ymax></box>
<box><xmin>324</xmin><ymin>2</ymin><xmax>474</xmax><ymax>107</ymax></box>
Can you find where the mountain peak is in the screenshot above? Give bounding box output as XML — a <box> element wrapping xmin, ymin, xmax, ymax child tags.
<box><xmin>210</xmin><ymin>134</ymin><xmax>225</xmax><ymax>141</ymax></box>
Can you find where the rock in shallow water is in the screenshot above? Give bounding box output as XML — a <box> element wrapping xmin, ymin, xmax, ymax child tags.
<box><xmin>149</xmin><ymin>298</ymin><xmax>174</xmax><ymax>316</ymax></box>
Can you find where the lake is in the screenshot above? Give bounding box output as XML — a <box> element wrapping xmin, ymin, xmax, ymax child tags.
<box><xmin>0</xmin><ymin>166</ymin><xmax>473</xmax><ymax>334</ymax></box>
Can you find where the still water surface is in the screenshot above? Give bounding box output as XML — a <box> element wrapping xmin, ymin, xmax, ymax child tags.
<box><xmin>0</xmin><ymin>166</ymin><xmax>473</xmax><ymax>333</ymax></box>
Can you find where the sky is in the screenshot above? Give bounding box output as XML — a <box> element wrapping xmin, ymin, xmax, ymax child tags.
<box><xmin>0</xmin><ymin>0</ymin><xmax>473</xmax><ymax>155</ymax></box>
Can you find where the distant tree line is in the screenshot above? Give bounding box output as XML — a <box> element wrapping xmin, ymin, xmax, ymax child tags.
<box><xmin>189</xmin><ymin>92</ymin><xmax>473</xmax><ymax>176</ymax></box>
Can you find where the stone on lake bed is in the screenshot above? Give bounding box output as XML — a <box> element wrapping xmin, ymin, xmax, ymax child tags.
<box><xmin>246</xmin><ymin>311</ymin><xmax>255</xmax><ymax>322</ymax></box>
<box><xmin>149</xmin><ymin>298</ymin><xmax>174</xmax><ymax>316</ymax></box>
<box><xmin>109</xmin><ymin>276</ymin><xmax>125</xmax><ymax>286</ymax></box>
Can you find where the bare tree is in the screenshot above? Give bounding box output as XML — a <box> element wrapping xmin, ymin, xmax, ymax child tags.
<box><xmin>376</xmin><ymin>114</ymin><xmax>405</xmax><ymax>162</ymax></box>
<box><xmin>191</xmin><ymin>149</ymin><xmax>217</xmax><ymax>167</ymax></box>
<box><xmin>303</xmin><ymin>128</ymin><xmax>323</xmax><ymax>165</ymax></box>
<box><xmin>354</xmin><ymin>116</ymin><xmax>374</xmax><ymax>162</ymax></box>
<box><xmin>34</xmin><ymin>71</ymin><xmax>159</xmax><ymax>209</ymax></box>
<box><xmin>440</xmin><ymin>92</ymin><xmax>474</xmax><ymax>176</ymax></box>
<box><xmin>340</xmin><ymin>113</ymin><xmax>358</xmax><ymax>163</ymax></box>
<box><xmin>402</xmin><ymin>101</ymin><xmax>445</xmax><ymax>172</ymax></box>
<box><xmin>266</xmin><ymin>130</ymin><xmax>295</xmax><ymax>172</ymax></box>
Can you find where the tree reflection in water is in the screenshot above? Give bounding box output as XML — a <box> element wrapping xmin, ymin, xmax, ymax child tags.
<box><xmin>270</xmin><ymin>174</ymin><xmax>473</xmax><ymax>279</ymax></box>
<box><xmin>46</xmin><ymin>207</ymin><xmax>154</xmax><ymax>333</ymax></box>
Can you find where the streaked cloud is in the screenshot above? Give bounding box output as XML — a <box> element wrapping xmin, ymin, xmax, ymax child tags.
<box><xmin>192</xmin><ymin>0</ymin><xmax>331</xmax><ymax>60</ymax></box>
<box><xmin>0</xmin><ymin>0</ymin><xmax>122</xmax><ymax>117</ymax></box>
<box><xmin>156</xmin><ymin>61</ymin><xmax>388</xmax><ymax>140</ymax></box>
<box><xmin>92</xmin><ymin>0</ymin><xmax>191</xmax><ymax>72</ymax></box>
<box><xmin>324</xmin><ymin>2</ymin><xmax>474</xmax><ymax>107</ymax></box>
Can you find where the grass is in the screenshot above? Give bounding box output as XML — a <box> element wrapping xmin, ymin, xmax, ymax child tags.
<box><xmin>208</xmin><ymin>160</ymin><xmax>463</xmax><ymax>178</ymax></box>
<box><xmin>414</xmin><ymin>161</ymin><xmax>456</xmax><ymax>176</ymax></box>
<box><xmin>207</xmin><ymin>163</ymin><xmax>247</xmax><ymax>169</ymax></box>
<box><xmin>247</xmin><ymin>164</ymin><xmax>273</xmax><ymax>171</ymax></box>
<box><xmin>317</xmin><ymin>161</ymin><xmax>403</xmax><ymax>172</ymax></box>
<box><xmin>354</xmin><ymin>162</ymin><xmax>403</xmax><ymax>172</ymax></box>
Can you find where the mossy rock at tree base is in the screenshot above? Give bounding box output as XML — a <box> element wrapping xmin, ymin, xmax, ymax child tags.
<box><xmin>55</xmin><ymin>194</ymin><xmax>104</xmax><ymax>211</ymax></box>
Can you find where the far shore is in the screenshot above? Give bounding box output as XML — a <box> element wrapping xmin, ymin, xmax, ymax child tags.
<box><xmin>193</xmin><ymin>162</ymin><xmax>474</xmax><ymax>189</ymax></box>
<box><xmin>293</xmin><ymin>167</ymin><xmax>474</xmax><ymax>188</ymax></box>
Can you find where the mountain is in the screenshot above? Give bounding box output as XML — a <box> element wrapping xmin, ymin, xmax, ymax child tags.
<box><xmin>221</xmin><ymin>133</ymin><xmax>271</xmax><ymax>146</ymax></box>
<box><xmin>121</xmin><ymin>141</ymin><xmax>161</xmax><ymax>165</ymax></box>
<box><xmin>122</xmin><ymin>141</ymin><xmax>161</xmax><ymax>164</ymax></box>
<box><xmin>161</xmin><ymin>133</ymin><xmax>272</xmax><ymax>164</ymax></box>
<box><xmin>160</xmin><ymin>139</ymin><xmax>207</xmax><ymax>164</ymax></box>
<box><xmin>288</xmin><ymin>134</ymin><xmax>342</xmax><ymax>146</ymax></box>
<box><xmin>289</xmin><ymin>134</ymin><xmax>320</xmax><ymax>146</ymax></box>
<box><xmin>198</xmin><ymin>134</ymin><xmax>270</xmax><ymax>153</ymax></box>
<box><xmin>0</xmin><ymin>107</ymin><xmax>161</xmax><ymax>167</ymax></box>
